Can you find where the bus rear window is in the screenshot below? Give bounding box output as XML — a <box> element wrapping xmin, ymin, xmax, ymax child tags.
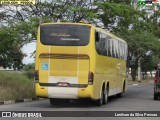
<box><xmin>40</xmin><ymin>24</ymin><xmax>90</xmax><ymax>46</ymax></box>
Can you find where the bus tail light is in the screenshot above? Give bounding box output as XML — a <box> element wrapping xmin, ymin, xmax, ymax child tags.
<box><xmin>35</xmin><ymin>70</ymin><xmax>39</xmax><ymax>83</ymax></box>
<box><xmin>154</xmin><ymin>71</ymin><xmax>158</xmax><ymax>84</ymax></box>
<box><xmin>88</xmin><ymin>71</ymin><xmax>94</xmax><ymax>85</ymax></box>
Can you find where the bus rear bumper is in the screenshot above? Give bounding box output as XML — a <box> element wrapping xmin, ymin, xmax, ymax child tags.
<box><xmin>35</xmin><ymin>83</ymin><xmax>93</xmax><ymax>99</ymax></box>
<box><xmin>48</xmin><ymin>87</ymin><xmax>78</xmax><ymax>99</ymax></box>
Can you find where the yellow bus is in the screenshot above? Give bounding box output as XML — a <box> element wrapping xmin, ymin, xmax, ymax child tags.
<box><xmin>35</xmin><ymin>23</ymin><xmax>128</xmax><ymax>106</ymax></box>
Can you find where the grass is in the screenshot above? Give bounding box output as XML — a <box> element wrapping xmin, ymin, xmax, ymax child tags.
<box><xmin>0</xmin><ymin>71</ymin><xmax>35</xmax><ymax>101</ymax></box>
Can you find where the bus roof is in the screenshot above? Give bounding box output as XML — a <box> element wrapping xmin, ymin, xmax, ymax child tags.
<box><xmin>41</xmin><ymin>22</ymin><xmax>92</xmax><ymax>27</ymax></box>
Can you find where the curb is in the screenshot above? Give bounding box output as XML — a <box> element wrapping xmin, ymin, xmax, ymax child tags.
<box><xmin>128</xmin><ymin>81</ymin><xmax>154</xmax><ymax>86</ymax></box>
<box><xmin>0</xmin><ymin>98</ymin><xmax>39</xmax><ymax>105</ymax></box>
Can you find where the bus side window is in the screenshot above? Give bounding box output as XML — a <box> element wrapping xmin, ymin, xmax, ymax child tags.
<box><xmin>96</xmin><ymin>32</ymin><xmax>100</xmax><ymax>42</ymax></box>
<box><xmin>95</xmin><ymin>31</ymin><xmax>101</xmax><ymax>55</ymax></box>
<box><xmin>115</xmin><ymin>39</ymin><xmax>119</xmax><ymax>58</ymax></box>
<box><xmin>104</xmin><ymin>37</ymin><xmax>108</xmax><ymax>56</ymax></box>
<box><xmin>108</xmin><ymin>39</ymin><xmax>111</xmax><ymax>57</ymax></box>
<box><xmin>112</xmin><ymin>40</ymin><xmax>115</xmax><ymax>58</ymax></box>
<box><xmin>118</xmin><ymin>41</ymin><xmax>122</xmax><ymax>59</ymax></box>
<box><xmin>101</xmin><ymin>38</ymin><xmax>105</xmax><ymax>55</ymax></box>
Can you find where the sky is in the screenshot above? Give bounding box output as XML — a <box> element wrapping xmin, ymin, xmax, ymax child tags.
<box><xmin>21</xmin><ymin>42</ymin><xmax>36</xmax><ymax>64</ymax></box>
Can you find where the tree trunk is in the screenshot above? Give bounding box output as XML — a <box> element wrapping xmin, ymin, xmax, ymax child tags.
<box><xmin>137</xmin><ymin>58</ymin><xmax>141</xmax><ymax>82</ymax></box>
<box><xmin>150</xmin><ymin>71</ymin><xmax>152</xmax><ymax>79</ymax></box>
<box><xmin>142</xmin><ymin>72</ymin><xmax>145</xmax><ymax>80</ymax></box>
<box><xmin>131</xmin><ymin>68</ymin><xmax>137</xmax><ymax>81</ymax></box>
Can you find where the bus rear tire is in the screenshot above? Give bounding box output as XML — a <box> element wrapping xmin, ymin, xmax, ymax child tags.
<box><xmin>117</xmin><ymin>82</ymin><xmax>125</xmax><ymax>97</ymax></box>
<box><xmin>96</xmin><ymin>90</ymin><xmax>103</xmax><ymax>106</ymax></box>
<box><xmin>103</xmin><ymin>87</ymin><xmax>108</xmax><ymax>104</ymax></box>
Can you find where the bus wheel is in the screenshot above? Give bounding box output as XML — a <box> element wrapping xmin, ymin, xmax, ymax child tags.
<box><xmin>50</xmin><ymin>98</ymin><xmax>59</xmax><ymax>106</ymax></box>
<box><xmin>103</xmin><ymin>87</ymin><xmax>108</xmax><ymax>104</ymax></box>
<box><xmin>116</xmin><ymin>82</ymin><xmax>125</xmax><ymax>97</ymax></box>
<box><xmin>96</xmin><ymin>90</ymin><xmax>103</xmax><ymax>106</ymax></box>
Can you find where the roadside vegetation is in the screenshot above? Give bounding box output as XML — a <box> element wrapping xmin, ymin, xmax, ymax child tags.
<box><xmin>0</xmin><ymin>71</ymin><xmax>35</xmax><ymax>101</ymax></box>
<box><xmin>23</xmin><ymin>63</ymin><xmax>35</xmax><ymax>79</ymax></box>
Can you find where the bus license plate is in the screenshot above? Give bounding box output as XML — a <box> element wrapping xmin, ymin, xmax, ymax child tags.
<box><xmin>57</xmin><ymin>82</ymin><xmax>69</xmax><ymax>87</ymax></box>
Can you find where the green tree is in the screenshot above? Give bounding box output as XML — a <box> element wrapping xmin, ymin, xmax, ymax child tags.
<box><xmin>118</xmin><ymin>30</ymin><xmax>160</xmax><ymax>80</ymax></box>
<box><xmin>97</xmin><ymin>2</ymin><xmax>160</xmax><ymax>80</ymax></box>
<box><xmin>1</xmin><ymin>1</ymin><xmax>160</xmax><ymax>80</ymax></box>
<box><xmin>23</xmin><ymin>63</ymin><xmax>35</xmax><ymax>71</ymax></box>
<box><xmin>141</xmin><ymin>54</ymin><xmax>159</xmax><ymax>78</ymax></box>
<box><xmin>0</xmin><ymin>27</ymin><xmax>25</xmax><ymax>70</ymax></box>
<box><xmin>1</xmin><ymin>0</ymin><xmax>99</xmax><ymax>23</ymax></box>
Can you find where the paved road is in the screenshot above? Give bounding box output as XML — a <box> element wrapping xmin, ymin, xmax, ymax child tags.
<box><xmin>0</xmin><ymin>84</ymin><xmax>160</xmax><ymax>120</ymax></box>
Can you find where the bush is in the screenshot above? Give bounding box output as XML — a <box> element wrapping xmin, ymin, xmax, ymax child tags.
<box><xmin>23</xmin><ymin>63</ymin><xmax>35</xmax><ymax>79</ymax></box>
<box><xmin>0</xmin><ymin>71</ymin><xmax>35</xmax><ymax>101</ymax></box>
<box><xmin>24</xmin><ymin>71</ymin><xmax>34</xmax><ymax>79</ymax></box>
